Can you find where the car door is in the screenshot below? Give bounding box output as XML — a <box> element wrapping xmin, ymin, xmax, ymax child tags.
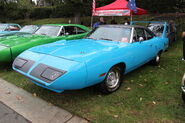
<box><xmin>131</xmin><ymin>27</ymin><xmax>156</xmax><ymax>68</ymax></box>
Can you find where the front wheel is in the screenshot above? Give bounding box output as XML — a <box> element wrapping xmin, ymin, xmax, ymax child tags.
<box><xmin>98</xmin><ymin>66</ymin><xmax>123</xmax><ymax>94</ymax></box>
<box><xmin>150</xmin><ymin>52</ymin><xmax>161</xmax><ymax>66</ymax></box>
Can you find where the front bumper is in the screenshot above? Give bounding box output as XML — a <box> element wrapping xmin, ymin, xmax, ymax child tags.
<box><xmin>13</xmin><ymin>52</ymin><xmax>87</xmax><ymax>93</ymax></box>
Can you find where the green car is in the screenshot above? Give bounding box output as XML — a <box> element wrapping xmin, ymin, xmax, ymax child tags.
<box><xmin>0</xmin><ymin>24</ymin><xmax>90</xmax><ymax>63</ymax></box>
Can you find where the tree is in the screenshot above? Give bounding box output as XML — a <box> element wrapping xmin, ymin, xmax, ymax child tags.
<box><xmin>136</xmin><ymin>0</ymin><xmax>179</xmax><ymax>13</ymax></box>
<box><xmin>55</xmin><ymin>0</ymin><xmax>115</xmax><ymax>23</ymax></box>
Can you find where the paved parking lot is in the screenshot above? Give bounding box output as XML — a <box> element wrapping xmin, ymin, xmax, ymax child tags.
<box><xmin>0</xmin><ymin>102</ymin><xmax>30</xmax><ymax>123</ymax></box>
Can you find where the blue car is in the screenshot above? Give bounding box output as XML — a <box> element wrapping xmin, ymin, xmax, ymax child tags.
<box><xmin>13</xmin><ymin>24</ymin><xmax>169</xmax><ymax>94</ymax></box>
<box><xmin>0</xmin><ymin>23</ymin><xmax>21</xmax><ymax>34</ymax></box>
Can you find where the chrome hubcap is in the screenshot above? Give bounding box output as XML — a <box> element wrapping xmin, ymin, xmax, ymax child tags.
<box><xmin>106</xmin><ymin>69</ymin><xmax>120</xmax><ymax>88</ymax></box>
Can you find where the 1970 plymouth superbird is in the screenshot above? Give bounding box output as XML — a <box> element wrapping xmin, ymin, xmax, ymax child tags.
<box><xmin>13</xmin><ymin>24</ymin><xmax>168</xmax><ymax>94</ymax></box>
<box><xmin>0</xmin><ymin>24</ymin><xmax>90</xmax><ymax>63</ymax></box>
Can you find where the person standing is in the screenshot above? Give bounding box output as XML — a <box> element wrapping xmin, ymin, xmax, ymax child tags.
<box><xmin>182</xmin><ymin>28</ymin><xmax>185</xmax><ymax>60</ymax></box>
<box><xmin>123</xmin><ymin>18</ymin><xmax>130</xmax><ymax>25</ymax></box>
<box><xmin>93</xmin><ymin>17</ymin><xmax>106</xmax><ymax>28</ymax></box>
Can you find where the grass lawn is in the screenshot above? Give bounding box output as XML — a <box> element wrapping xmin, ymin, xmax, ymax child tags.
<box><xmin>0</xmin><ymin>36</ymin><xmax>185</xmax><ymax>123</ymax></box>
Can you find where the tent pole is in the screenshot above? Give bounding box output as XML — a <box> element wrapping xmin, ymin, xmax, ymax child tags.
<box><xmin>130</xmin><ymin>11</ymin><xmax>133</xmax><ymax>22</ymax></box>
<box><xmin>91</xmin><ymin>16</ymin><xmax>94</xmax><ymax>28</ymax></box>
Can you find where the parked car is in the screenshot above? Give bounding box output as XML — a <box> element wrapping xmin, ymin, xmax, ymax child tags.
<box><xmin>182</xmin><ymin>74</ymin><xmax>185</xmax><ymax>102</ymax></box>
<box><xmin>131</xmin><ymin>21</ymin><xmax>176</xmax><ymax>46</ymax></box>
<box><xmin>13</xmin><ymin>24</ymin><xmax>169</xmax><ymax>94</ymax></box>
<box><xmin>0</xmin><ymin>23</ymin><xmax>21</xmax><ymax>34</ymax></box>
<box><xmin>0</xmin><ymin>24</ymin><xmax>90</xmax><ymax>63</ymax></box>
<box><xmin>0</xmin><ymin>25</ymin><xmax>40</xmax><ymax>37</ymax></box>
<box><xmin>147</xmin><ymin>22</ymin><xmax>176</xmax><ymax>45</ymax></box>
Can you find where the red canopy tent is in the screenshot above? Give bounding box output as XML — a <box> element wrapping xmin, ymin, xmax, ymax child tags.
<box><xmin>93</xmin><ymin>0</ymin><xmax>147</xmax><ymax>16</ymax></box>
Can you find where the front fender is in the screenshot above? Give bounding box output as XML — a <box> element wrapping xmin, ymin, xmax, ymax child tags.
<box><xmin>0</xmin><ymin>45</ymin><xmax>12</xmax><ymax>63</ymax></box>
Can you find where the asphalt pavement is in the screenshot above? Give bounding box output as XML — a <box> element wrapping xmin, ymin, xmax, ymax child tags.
<box><xmin>0</xmin><ymin>101</ymin><xmax>30</xmax><ymax>123</ymax></box>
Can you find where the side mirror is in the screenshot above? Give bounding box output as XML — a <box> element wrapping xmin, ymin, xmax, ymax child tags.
<box><xmin>139</xmin><ymin>37</ymin><xmax>144</xmax><ymax>42</ymax></box>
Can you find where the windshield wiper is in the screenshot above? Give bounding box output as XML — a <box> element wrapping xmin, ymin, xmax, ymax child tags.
<box><xmin>99</xmin><ymin>38</ymin><xmax>113</xmax><ymax>41</ymax></box>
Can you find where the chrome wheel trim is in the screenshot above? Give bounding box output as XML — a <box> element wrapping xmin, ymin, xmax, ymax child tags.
<box><xmin>106</xmin><ymin>69</ymin><xmax>120</xmax><ymax>89</ymax></box>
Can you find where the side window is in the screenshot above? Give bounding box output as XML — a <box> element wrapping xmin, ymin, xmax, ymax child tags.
<box><xmin>145</xmin><ymin>30</ymin><xmax>154</xmax><ymax>40</ymax></box>
<box><xmin>6</xmin><ymin>25</ymin><xmax>20</xmax><ymax>31</ymax></box>
<box><xmin>75</xmin><ymin>27</ymin><xmax>86</xmax><ymax>34</ymax></box>
<box><xmin>64</xmin><ymin>26</ymin><xmax>76</xmax><ymax>35</ymax></box>
<box><xmin>134</xmin><ymin>28</ymin><xmax>146</xmax><ymax>42</ymax></box>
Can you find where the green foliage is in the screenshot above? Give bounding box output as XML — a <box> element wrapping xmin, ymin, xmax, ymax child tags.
<box><xmin>0</xmin><ymin>0</ymin><xmax>183</xmax><ymax>20</ymax></box>
<box><xmin>137</xmin><ymin>0</ymin><xmax>179</xmax><ymax>13</ymax></box>
<box><xmin>0</xmin><ymin>0</ymin><xmax>33</xmax><ymax>20</ymax></box>
<box><xmin>51</xmin><ymin>0</ymin><xmax>115</xmax><ymax>18</ymax></box>
<box><xmin>30</xmin><ymin>7</ymin><xmax>53</xmax><ymax>19</ymax></box>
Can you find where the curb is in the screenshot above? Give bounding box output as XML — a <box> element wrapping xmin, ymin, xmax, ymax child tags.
<box><xmin>0</xmin><ymin>79</ymin><xmax>88</xmax><ymax>123</ymax></box>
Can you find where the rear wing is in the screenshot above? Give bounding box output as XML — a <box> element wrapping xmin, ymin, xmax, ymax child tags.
<box><xmin>130</xmin><ymin>21</ymin><xmax>168</xmax><ymax>38</ymax></box>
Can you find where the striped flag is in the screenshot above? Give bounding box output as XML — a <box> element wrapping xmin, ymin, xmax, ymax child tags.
<box><xmin>92</xmin><ymin>0</ymin><xmax>96</xmax><ymax>16</ymax></box>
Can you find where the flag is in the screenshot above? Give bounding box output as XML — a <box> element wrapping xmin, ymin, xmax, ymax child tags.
<box><xmin>92</xmin><ymin>0</ymin><xmax>96</xmax><ymax>16</ymax></box>
<box><xmin>127</xmin><ymin>0</ymin><xmax>137</xmax><ymax>13</ymax></box>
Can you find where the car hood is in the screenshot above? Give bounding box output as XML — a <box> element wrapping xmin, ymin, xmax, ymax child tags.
<box><xmin>29</xmin><ymin>39</ymin><xmax>129</xmax><ymax>62</ymax></box>
<box><xmin>0</xmin><ymin>34</ymin><xmax>50</xmax><ymax>47</ymax></box>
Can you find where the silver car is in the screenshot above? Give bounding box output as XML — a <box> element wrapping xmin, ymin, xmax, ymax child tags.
<box><xmin>148</xmin><ymin>23</ymin><xmax>176</xmax><ymax>45</ymax></box>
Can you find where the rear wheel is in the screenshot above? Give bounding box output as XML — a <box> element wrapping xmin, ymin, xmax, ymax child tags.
<box><xmin>98</xmin><ymin>66</ymin><xmax>123</xmax><ymax>94</ymax></box>
<box><xmin>150</xmin><ymin>52</ymin><xmax>161</xmax><ymax>66</ymax></box>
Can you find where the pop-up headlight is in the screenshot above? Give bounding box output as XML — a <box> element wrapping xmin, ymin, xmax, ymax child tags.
<box><xmin>41</xmin><ymin>68</ymin><xmax>66</xmax><ymax>81</ymax></box>
<box><xmin>13</xmin><ymin>57</ymin><xmax>35</xmax><ymax>73</ymax></box>
<box><xmin>30</xmin><ymin>64</ymin><xmax>66</xmax><ymax>83</ymax></box>
<box><xmin>14</xmin><ymin>58</ymin><xmax>28</xmax><ymax>68</ymax></box>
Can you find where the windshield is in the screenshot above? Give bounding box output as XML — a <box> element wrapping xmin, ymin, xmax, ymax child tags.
<box><xmin>0</xmin><ymin>24</ymin><xmax>7</xmax><ymax>31</ymax></box>
<box><xmin>20</xmin><ymin>25</ymin><xmax>39</xmax><ymax>33</ymax></box>
<box><xmin>34</xmin><ymin>25</ymin><xmax>61</xmax><ymax>36</ymax></box>
<box><xmin>87</xmin><ymin>27</ymin><xmax>131</xmax><ymax>43</ymax></box>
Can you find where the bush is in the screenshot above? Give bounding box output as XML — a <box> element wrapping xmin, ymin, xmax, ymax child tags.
<box><xmin>30</xmin><ymin>7</ymin><xmax>53</xmax><ymax>19</ymax></box>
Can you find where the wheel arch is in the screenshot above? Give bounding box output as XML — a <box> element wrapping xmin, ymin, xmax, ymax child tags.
<box><xmin>158</xmin><ymin>50</ymin><xmax>163</xmax><ymax>54</ymax></box>
<box><xmin>111</xmin><ymin>62</ymin><xmax>126</xmax><ymax>75</ymax></box>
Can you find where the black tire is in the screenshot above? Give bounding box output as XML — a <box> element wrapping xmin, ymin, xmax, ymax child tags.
<box><xmin>97</xmin><ymin>66</ymin><xmax>123</xmax><ymax>94</ymax></box>
<box><xmin>182</xmin><ymin>92</ymin><xmax>185</xmax><ymax>103</ymax></box>
<box><xmin>150</xmin><ymin>52</ymin><xmax>161</xmax><ymax>66</ymax></box>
